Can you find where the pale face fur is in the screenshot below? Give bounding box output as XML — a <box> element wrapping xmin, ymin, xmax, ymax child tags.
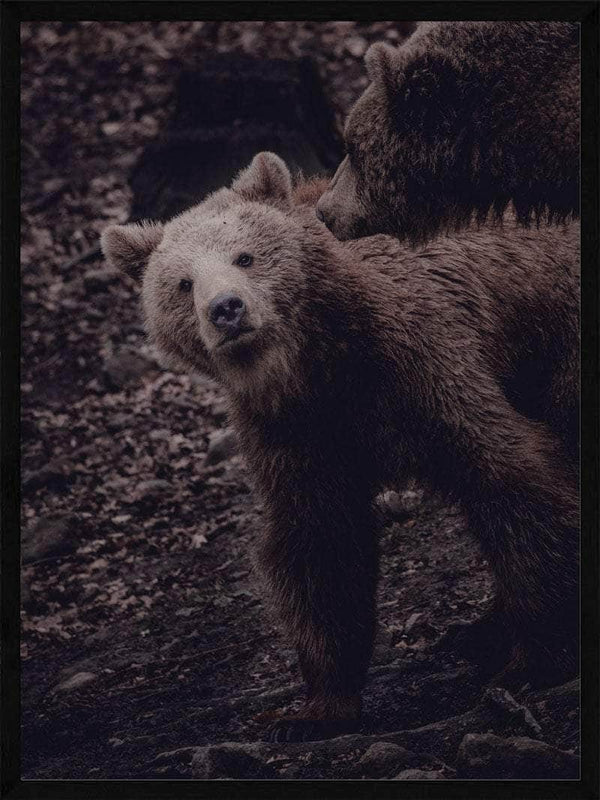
<box><xmin>101</xmin><ymin>153</ymin><xmax>311</xmax><ymax>407</ymax></box>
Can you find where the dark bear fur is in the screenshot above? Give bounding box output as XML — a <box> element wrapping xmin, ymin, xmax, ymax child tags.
<box><xmin>317</xmin><ymin>22</ymin><xmax>580</xmax><ymax>244</ymax></box>
<box><xmin>102</xmin><ymin>153</ymin><xmax>579</xmax><ymax>742</ymax></box>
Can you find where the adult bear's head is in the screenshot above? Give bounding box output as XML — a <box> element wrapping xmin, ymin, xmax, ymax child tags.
<box><xmin>317</xmin><ymin>22</ymin><xmax>579</xmax><ymax>245</ymax></box>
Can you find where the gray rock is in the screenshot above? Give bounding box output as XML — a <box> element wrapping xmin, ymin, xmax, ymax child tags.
<box><xmin>399</xmin><ymin>487</ymin><xmax>423</xmax><ymax>512</ymax></box>
<box><xmin>205</xmin><ymin>428</ymin><xmax>238</xmax><ymax>466</ymax></box>
<box><xmin>22</xmin><ymin>515</ymin><xmax>77</xmax><ymax>563</ymax></box>
<box><xmin>54</xmin><ymin>671</ymin><xmax>97</xmax><ymax>693</ymax></box>
<box><xmin>83</xmin><ymin>267</ymin><xmax>119</xmax><ymax>294</ymax></box>
<box><xmin>151</xmin><ymin>746</ymin><xmax>198</xmax><ymax>770</ymax></box>
<box><xmin>192</xmin><ymin>743</ymin><xmax>277</xmax><ymax>779</ymax></box>
<box><xmin>102</xmin><ymin>347</ymin><xmax>156</xmax><ymax>390</ymax></box>
<box><xmin>456</xmin><ymin>733</ymin><xmax>579</xmax><ymax>779</ymax></box>
<box><xmin>375</xmin><ymin>490</ymin><xmax>410</xmax><ymax>522</ymax></box>
<box><xmin>182</xmin><ymin>731</ymin><xmax>447</xmax><ymax>781</ymax></box>
<box><xmin>355</xmin><ymin>741</ymin><xmax>419</xmax><ymax>777</ymax></box>
<box><xmin>483</xmin><ymin>687</ymin><xmax>542</xmax><ymax>737</ymax></box>
<box><xmin>393</xmin><ymin>769</ymin><xmax>447</xmax><ymax>780</ymax></box>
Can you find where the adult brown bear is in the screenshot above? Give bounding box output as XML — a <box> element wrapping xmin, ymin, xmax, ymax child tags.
<box><xmin>317</xmin><ymin>22</ymin><xmax>580</xmax><ymax>244</ymax></box>
<box><xmin>102</xmin><ymin>153</ymin><xmax>579</xmax><ymax>742</ymax></box>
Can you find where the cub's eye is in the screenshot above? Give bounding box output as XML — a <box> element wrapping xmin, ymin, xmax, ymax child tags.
<box><xmin>179</xmin><ymin>279</ymin><xmax>192</xmax><ymax>293</ymax></box>
<box><xmin>234</xmin><ymin>253</ymin><xmax>253</xmax><ymax>268</ymax></box>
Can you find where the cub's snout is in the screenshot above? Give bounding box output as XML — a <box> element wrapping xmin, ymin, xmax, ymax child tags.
<box><xmin>209</xmin><ymin>292</ymin><xmax>246</xmax><ymax>333</ymax></box>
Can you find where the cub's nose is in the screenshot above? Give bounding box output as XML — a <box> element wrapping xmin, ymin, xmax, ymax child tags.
<box><xmin>208</xmin><ymin>292</ymin><xmax>246</xmax><ymax>331</ymax></box>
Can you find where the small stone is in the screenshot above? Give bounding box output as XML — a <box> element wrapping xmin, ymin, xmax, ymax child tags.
<box><xmin>190</xmin><ymin>533</ymin><xmax>208</xmax><ymax>549</ymax></box>
<box><xmin>394</xmin><ymin>769</ymin><xmax>446</xmax><ymax>780</ymax></box>
<box><xmin>404</xmin><ymin>612</ymin><xmax>424</xmax><ymax>634</ymax></box>
<box><xmin>148</xmin><ymin>428</ymin><xmax>170</xmax><ymax>441</ymax></box>
<box><xmin>375</xmin><ymin>490</ymin><xmax>409</xmax><ymax>522</ymax></box>
<box><xmin>135</xmin><ymin>479</ymin><xmax>173</xmax><ymax>499</ymax></box>
<box><xmin>457</xmin><ymin>733</ymin><xmax>579</xmax><ymax>779</ymax></box>
<box><xmin>192</xmin><ymin>743</ymin><xmax>276</xmax><ymax>779</ymax></box>
<box><xmin>205</xmin><ymin>428</ymin><xmax>238</xmax><ymax>466</ymax></box>
<box><xmin>102</xmin><ymin>122</ymin><xmax>121</xmax><ymax>136</ymax></box>
<box><xmin>356</xmin><ymin>742</ymin><xmax>419</xmax><ymax>777</ymax></box>
<box><xmin>54</xmin><ymin>671</ymin><xmax>97</xmax><ymax>693</ymax></box>
<box><xmin>345</xmin><ymin>36</ymin><xmax>368</xmax><ymax>58</ymax></box>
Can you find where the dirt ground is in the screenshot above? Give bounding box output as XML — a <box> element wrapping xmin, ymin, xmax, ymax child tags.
<box><xmin>20</xmin><ymin>21</ymin><xmax>580</xmax><ymax>781</ymax></box>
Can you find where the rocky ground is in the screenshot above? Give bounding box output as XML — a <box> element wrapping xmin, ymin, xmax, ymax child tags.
<box><xmin>20</xmin><ymin>21</ymin><xmax>580</xmax><ymax>781</ymax></box>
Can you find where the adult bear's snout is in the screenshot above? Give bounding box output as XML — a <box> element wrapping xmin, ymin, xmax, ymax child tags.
<box><xmin>209</xmin><ymin>292</ymin><xmax>246</xmax><ymax>332</ymax></box>
<box><xmin>316</xmin><ymin>199</ymin><xmax>335</xmax><ymax>231</ymax></box>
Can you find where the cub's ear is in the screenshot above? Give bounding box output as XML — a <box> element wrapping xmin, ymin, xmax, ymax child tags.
<box><xmin>100</xmin><ymin>221</ymin><xmax>164</xmax><ymax>281</ymax></box>
<box><xmin>364</xmin><ymin>42</ymin><xmax>403</xmax><ymax>89</ymax></box>
<box><xmin>231</xmin><ymin>152</ymin><xmax>293</xmax><ymax>208</ymax></box>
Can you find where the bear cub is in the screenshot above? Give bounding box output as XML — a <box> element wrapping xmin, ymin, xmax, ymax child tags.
<box><xmin>102</xmin><ymin>152</ymin><xmax>579</xmax><ymax>743</ymax></box>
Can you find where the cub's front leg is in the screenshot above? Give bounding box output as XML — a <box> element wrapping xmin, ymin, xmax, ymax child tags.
<box><xmin>253</xmin><ymin>449</ymin><xmax>379</xmax><ymax>743</ymax></box>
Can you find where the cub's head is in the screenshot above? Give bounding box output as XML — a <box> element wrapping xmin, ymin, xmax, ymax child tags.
<box><xmin>101</xmin><ymin>153</ymin><xmax>315</xmax><ymax>402</ymax></box>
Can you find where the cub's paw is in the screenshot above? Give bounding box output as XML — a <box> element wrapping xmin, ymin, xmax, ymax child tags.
<box><xmin>267</xmin><ymin>716</ymin><xmax>356</xmax><ymax>743</ymax></box>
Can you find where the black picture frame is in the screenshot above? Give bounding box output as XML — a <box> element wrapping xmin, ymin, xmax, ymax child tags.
<box><xmin>3</xmin><ymin>3</ymin><xmax>598</xmax><ymax>798</ymax></box>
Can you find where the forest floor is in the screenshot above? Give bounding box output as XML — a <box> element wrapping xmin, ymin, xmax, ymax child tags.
<box><xmin>20</xmin><ymin>21</ymin><xmax>580</xmax><ymax>781</ymax></box>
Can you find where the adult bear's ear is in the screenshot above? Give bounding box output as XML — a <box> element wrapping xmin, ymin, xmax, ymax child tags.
<box><xmin>232</xmin><ymin>151</ymin><xmax>293</xmax><ymax>209</ymax></box>
<box><xmin>402</xmin><ymin>52</ymin><xmax>456</xmax><ymax>103</ymax></box>
<box><xmin>398</xmin><ymin>51</ymin><xmax>462</xmax><ymax>132</ymax></box>
<box><xmin>364</xmin><ymin>42</ymin><xmax>403</xmax><ymax>91</ymax></box>
<box><xmin>100</xmin><ymin>221</ymin><xmax>164</xmax><ymax>281</ymax></box>
<box><xmin>366</xmin><ymin>41</ymin><xmax>461</xmax><ymax>126</ymax></box>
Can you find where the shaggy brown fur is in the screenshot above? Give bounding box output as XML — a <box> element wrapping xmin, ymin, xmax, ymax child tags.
<box><xmin>292</xmin><ymin>175</ymin><xmax>331</xmax><ymax>207</ymax></box>
<box><xmin>102</xmin><ymin>153</ymin><xmax>579</xmax><ymax>743</ymax></box>
<box><xmin>317</xmin><ymin>22</ymin><xmax>580</xmax><ymax>244</ymax></box>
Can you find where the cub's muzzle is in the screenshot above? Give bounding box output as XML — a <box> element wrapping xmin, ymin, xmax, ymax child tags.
<box><xmin>208</xmin><ymin>292</ymin><xmax>246</xmax><ymax>335</ymax></box>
